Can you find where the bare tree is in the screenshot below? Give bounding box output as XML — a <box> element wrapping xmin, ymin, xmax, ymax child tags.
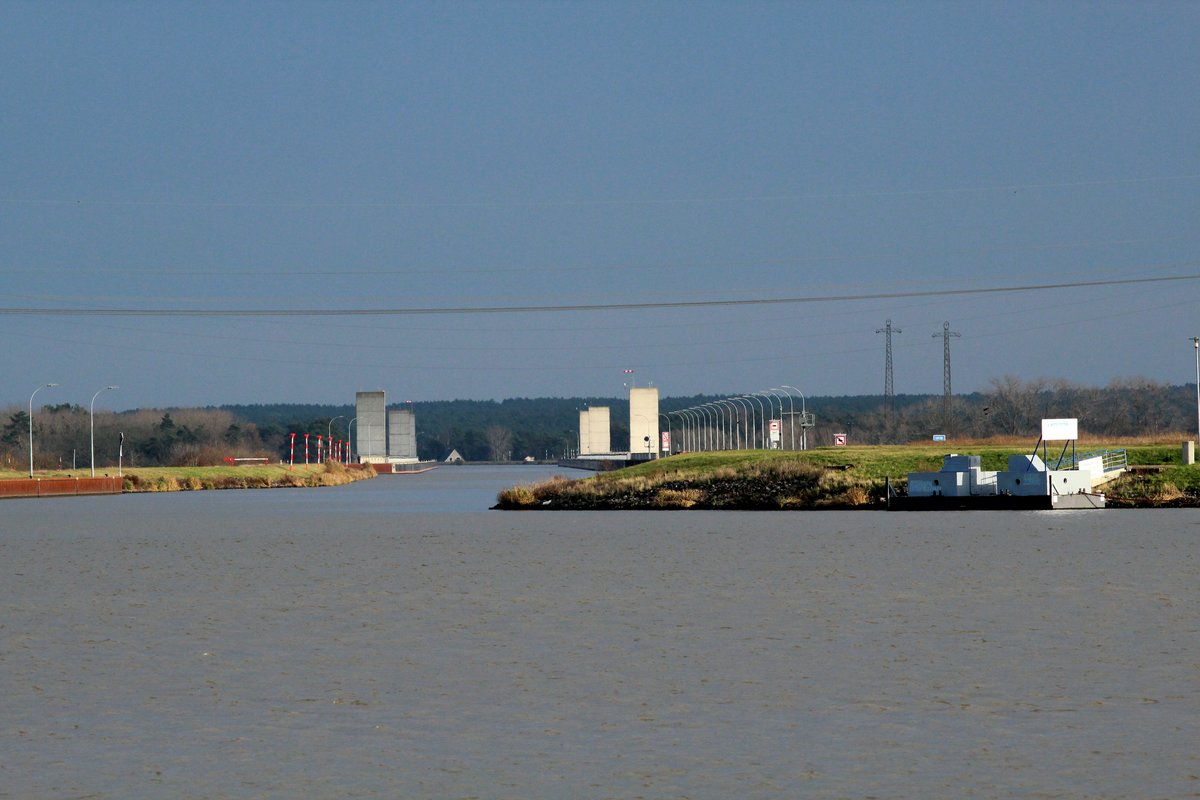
<box><xmin>484</xmin><ymin>425</ymin><xmax>513</xmax><ymax>462</ymax></box>
<box><xmin>984</xmin><ymin>376</ymin><xmax>1048</xmax><ymax>436</ymax></box>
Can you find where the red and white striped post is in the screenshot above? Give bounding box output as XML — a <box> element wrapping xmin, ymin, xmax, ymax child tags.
<box><xmin>289</xmin><ymin>432</ymin><xmax>295</xmax><ymax>471</ymax></box>
<box><xmin>304</xmin><ymin>433</ymin><xmax>310</xmax><ymax>469</ymax></box>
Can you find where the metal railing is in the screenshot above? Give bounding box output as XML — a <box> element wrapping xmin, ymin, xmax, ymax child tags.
<box><xmin>1047</xmin><ymin>448</ymin><xmax>1127</xmax><ymax>473</ymax></box>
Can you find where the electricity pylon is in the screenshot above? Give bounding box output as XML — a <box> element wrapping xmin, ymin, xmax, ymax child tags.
<box><xmin>934</xmin><ymin>321</ymin><xmax>960</xmax><ymax>433</ymax></box>
<box><xmin>875</xmin><ymin>319</ymin><xmax>901</xmax><ymax>415</ymax></box>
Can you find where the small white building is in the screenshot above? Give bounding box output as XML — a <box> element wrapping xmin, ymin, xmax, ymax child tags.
<box><xmin>908</xmin><ymin>452</ymin><xmax>1098</xmax><ymax>499</ymax></box>
<box><xmin>899</xmin><ymin>418</ymin><xmax>1127</xmax><ymax>510</ymax></box>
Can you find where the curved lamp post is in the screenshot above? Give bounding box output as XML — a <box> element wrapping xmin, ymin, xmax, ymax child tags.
<box><xmin>780</xmin><ymin>385</ymin><xmax>808</xmax><ymax>451</ymax></box>
<box><xmin>698</xmin><ymin>404</ymin><xmax>718</xmax><ymax>450</ymax></box>
<box><xmin>771</xmin><ymin>386</ymin><xmax>795</xmax><ymax>450</ymax></box>
<box><xmin>716</xmin><ymin>399</ymin><xmax>739</xmax><ymax>450</ymax></box>
<box><xmin>753</xmin><ymin>391</ymin><xmax>775</xmax><ymax>449</ymax></box>
<box><xmin>678</xmin><ymin>411</ymin><xmax>692</xmax><ymax>452</ymax></box>
<box><xmin>691</xmin><ymin>407</ymin><xmax>705</xmax><ymax>450</ymax></box>
<box><xmin>706</xmin><ymin>402</ymin><xmax>728</xmax><ymax>450</ymax></box>
<box><xmin>751</xmin><ymin>393</ymin><xmax>771</xmax><ymax>449</ymax></box>
<box><xmin>729</xmin><ymin>397</ymin><xmax>753</xmax><ymax>449</ymax></box>
<box><xmin>745</xmin><ymin>394</ymin><xmax>765</xmax><ymax>449</ymax></box>
<box><xmin>735</xmin><ymin>396</ymin><xmax>758</xmax><ymax>449</ymax></box>
<box><xmin>327</xmin><ymin>415</ymin><xmax>345</xmax><ymax>461</ymax></box>
<box><xmin>90</xmin><ymin>385</ymin><xmax>118</xmax><ymax>477</ymax></box>
<box><xmin>347</xmin><ymin>417</ymin><xmax>357</xmax><ymax>462</ymax></box>
<box><xmin>710</xmin><ymin>407</ymin><xmax>729</xmax><ymax>450</ymax></box>
<box><xmin>761</xmin><ymin>389</ymin><xmax>786</xmax><ymax>450</ymax></box>
<box><xmin>682</xmin><ymin>409</ymin><xmax>699</xmax><ymax>452</ymax></box>
<box><xmin>712</xmin><ymin>403</ymin><xmax>728</xmax><ymax>451</ymax></box>
<box><xmin>691</xmin><ymin>406</ymin><xmax>708</xmax><ymax>451</ymax></box>
<box><xmin>698</xmin><ymin>405</ymin><xmax>717</xmax><ymax>451</ymax></box>
<box><xmin>1193</xmin><ymin>338</ymin><xmax>1199</xmax><ymax>447</ymax></box>
<box><xmin>720</xmin><ymin>400</ymin><xmax>739</xmax><ymax>450</ymax></box>
<box><xmin>746</xmin><ymin>394</ymin><xmax>768</xmax><ymax>449</ymax></box>
<box><xmin>667</xmin><ymin>411</ymin><xmax>684</xmax><ymax>456</ymax></box>
<box><xmin>29</xmin><ymin>383</ymin><xmax>60</xmax><ymax>477</ymax></box>
<box><xmin>704</xmin><ymin>402</ymin><xmax>724</xmax><ymax>450</ymax></box>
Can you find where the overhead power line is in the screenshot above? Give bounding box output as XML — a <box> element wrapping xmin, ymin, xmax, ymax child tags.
<box><xmin>0</xmin><ymin>273</ymin><xmax>1196</xmax><ymax>318</ymax></box>
<box><xmin>1</xmin><ymin>173</ymin><xmax>1197</xmax><ymax>210</ymax></box>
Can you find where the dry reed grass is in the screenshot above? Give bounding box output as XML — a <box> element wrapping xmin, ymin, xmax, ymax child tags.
<box><xmin>653</xmin><ymin>488</ymin><xmax>704</xmax><ymax>508</ymax></box>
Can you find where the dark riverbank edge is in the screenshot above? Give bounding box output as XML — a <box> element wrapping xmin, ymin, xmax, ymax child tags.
<box><xmin>495</xmin><ymin>472</ymin><xmax>879</xmax><ymax>510</ymax></box>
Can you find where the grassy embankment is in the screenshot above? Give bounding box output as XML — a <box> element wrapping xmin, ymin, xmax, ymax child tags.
<box><xmin>0</xmin><ymin>461</ymin><xmax>375</xmax><ymax>493</ymax></box>
<box><xmin>496</xmin><ymin>440</ymin><xmax>1200</xmax><ymax>510</ymax></box>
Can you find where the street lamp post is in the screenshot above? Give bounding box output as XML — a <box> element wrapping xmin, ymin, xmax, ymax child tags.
<box><xmin>697</xmin><ymin>406</ymin><xmax>715</xmax><ymax>451</ymax></box>
<box><xmin>761</xmin><ymin>390</ymin><xmax>785</xmax><ymax>449</ymax></box>
<box><xmin>694</xmin><ymin>405</ymin><xmax>711</xmax><ymax>450</ymax></box>
<box><xmin>750</xmin><ymin>394</ymin><xmax>769</xmax><ymax>449</ymax></box>
<box><xmin>740</xmin><ymin>395</ymin><xmax>766</xmax><ymax>449</ymax></box>
<box><xmin>697</xmin><ymin>404</ymin><xmax>715</xmax><ymax>450</ymax></box>
<box><xmin>347</xmin><ymin>417</ymin><xmax>357</xmax><ymax>462</ymax></box>
<box><xmin>718</xmin><ymin>399</ymin><xmax>738</xmax><ymax>449</ymax></box>
<box><xmin>706</xmin><ymin>403</ymin><xmax>727</xmax><ymax>450</ymax></box>
<box><xmin>735</xmin><ymin>397</ymin><xmax>755</xmax><ymax>448</ymax></box>
<box><xmin>730</xmin><ymin>397</ymin><xmax>753</xmax><ymax>449</ymax></box>
<box><xmin>753</xmin><ymin>391</ymin><xmax>776</xmax><ymax>449</ymax></box>
<box><xmin>773</xmin><ymin>387</ymin><xmax>795</xmax><ymax>450</ymax></box>
<box><xmin>679</xmin><ymin>410</ymin><xmax>695</xmax><ymax>452</ymax></box>
<box><xmin>90</xmin><ymin>385</ymin><xmax>118</xmax><ymax>477</ymax></box>
<box><xmin>29</xmin><ymin>383</ymin><xmax>59</xmax><ymax>478</ymax></box>
<box><xmin>327</xmin><ymin>415</ymin><xmax>344</xmax><ymax>462</ymax></box>
<box><xmin>667</xmin><ymin>411</ymin><xmax>684</xmax><ymax>456</ymax></box>
<box><xmin>717</xmin><ymin>400</ymin><xmax>739</xmax><ymax>449</ymax></box>
<box><xmin>781</xmin><ymin>385</ymin><xmax>809</xmax><ymax>451</ymax></box>
<box><xmin>1192</xmin><ymin>337</ymin><xmax>1199</xmax><ymax>448</ymax></box>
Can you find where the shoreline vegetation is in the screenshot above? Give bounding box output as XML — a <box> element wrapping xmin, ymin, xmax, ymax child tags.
<box><xmin>495</xmin><ymin>441</ymin><xmax>1200</xmax><ymax>510</ymax></box>
<box><xmin>0</xmin><ymin>461</ymin><xmax>375</xmax><ymax>494</ymax></box>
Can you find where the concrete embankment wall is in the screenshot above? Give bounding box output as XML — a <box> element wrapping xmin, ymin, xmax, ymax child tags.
<box><xmin>0</xmin><ymin>477</ymin><xmax>123</xmax><ymax>499</ymax></box>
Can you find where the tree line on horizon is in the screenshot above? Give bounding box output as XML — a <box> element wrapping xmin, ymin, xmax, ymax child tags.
<box><xmin>2</xmin><ymin>377</ymin><xmax>1196</xmax><ymax>471</ymax></box>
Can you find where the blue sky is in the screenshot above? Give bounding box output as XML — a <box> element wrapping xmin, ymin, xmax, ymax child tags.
<box><xmin>2</xmin><ymin>1</ymin><xmax>1197</xmax><ymax>409</ymax></box>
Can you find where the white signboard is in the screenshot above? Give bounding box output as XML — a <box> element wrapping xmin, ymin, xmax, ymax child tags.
<box><xmin>769</xmin><ymin>418</ymin><xmax>781</xmax><ymax>444</ymax></box>
<box><xmin>833</xmin><ymin>433</ymin><xmax>847</xmax><ymax>447</ymax></box>
<box><xmin>1041</xmin><ymin>418</ymin><xmax>1078</xmax><ymax>441</ymax></box>
<box><xmin>661</xmin><ymin>431</ymin><xmax>671</xmax><ymax>452</ymax></box>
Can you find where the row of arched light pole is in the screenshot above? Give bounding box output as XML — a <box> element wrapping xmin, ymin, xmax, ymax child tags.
<box><xmin>662</xmin><ymin>386</ymin><xmax>813</xmax><ymax>454</ymax></box>
<box><xmin>27</xmin><ymin>382</ymin><xmax>120</xmax><ymax>478</ymax></box>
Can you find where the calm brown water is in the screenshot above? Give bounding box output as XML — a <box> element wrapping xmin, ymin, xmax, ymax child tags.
<box><xmin>2</xmin><ymin>467</ymin><xmax>1197</xmax><ymax>799</ymax></box>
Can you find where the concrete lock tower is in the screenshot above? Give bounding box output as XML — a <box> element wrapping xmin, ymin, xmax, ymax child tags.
<box><xmin>629</xmin><ymin>387</ymin><xmax>660</xmax><ymax>459</ymax></box>
<box><xmin>578</xmin><ymin>406</ymin><xmax>612</xmax><ymax>456</ymax></box>
<box><xmin>355</xmin><ymin>390</ymin><xmax>422</xmax><ymax>468</ymax></box>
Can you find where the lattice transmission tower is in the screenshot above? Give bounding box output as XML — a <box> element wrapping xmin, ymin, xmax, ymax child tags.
<box><xmin>875</xmin><ymin>319</ymin><xmax>901</xmax><ymax>414</ymax></box>
<box><xmin>934</xmin><ymin>321</ymin><xmax>961</xmax><ymax>432</ymax></box>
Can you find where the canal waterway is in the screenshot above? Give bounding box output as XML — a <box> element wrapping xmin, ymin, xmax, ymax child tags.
<box><xmin>2</xmin><ymin>466</ymin><xmax>1197</xmax><ymax>798</ymax></box>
